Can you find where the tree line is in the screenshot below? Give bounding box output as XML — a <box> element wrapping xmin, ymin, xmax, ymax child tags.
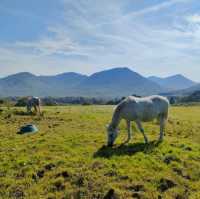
<box><xmin>0</xmin><ymin>91</ymin><xmax>200</xmax><ymax>107</ymax></box>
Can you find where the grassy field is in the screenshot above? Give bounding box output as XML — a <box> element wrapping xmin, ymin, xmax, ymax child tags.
<box><xmin>0</xmin><ymin>105</ymin><xmax>200</xmax><ymax>199</ymax></box>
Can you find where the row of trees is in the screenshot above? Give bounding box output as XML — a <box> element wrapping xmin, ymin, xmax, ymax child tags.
<box><xmin>0</xmin><ymin>95</ymin><xmax>137</xmax><ymax>106</ymax></box>
<box><xmin>1</xmin><ymin>92</ymin><xmax>200</xmax><ymax>107</ymax></box>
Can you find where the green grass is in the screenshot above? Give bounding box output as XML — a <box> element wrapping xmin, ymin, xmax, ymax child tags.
<box><xmin>0</xmin><ymin>105</ymin><xmax>200</xmax><ymax>199</ymax></box>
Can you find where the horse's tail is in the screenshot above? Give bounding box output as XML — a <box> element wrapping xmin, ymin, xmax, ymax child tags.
<box><xmin>161</xmin><ymin>103</ymin><xmax>169</xmax><ymax>121</ymax></box>
<box><xmin>158</xmin><ymin>100</ymin><xmax>169</xmax><ymax>121</ymax></box>
<box><xmin>164</xmin><ymin>108</ymin><xmax>169</xmax><ymax>120</ymax></box>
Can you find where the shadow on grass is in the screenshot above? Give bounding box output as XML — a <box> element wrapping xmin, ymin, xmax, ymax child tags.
<box><xmin>13</xmin><ymin>110</ymin><xmax>35</xmax><ymax>116</ymax></box>
<box><xmin>13</xmin><ymin>110</ymin><xmax>44</xmax><ymax>117</ymax></box>
<box><xmin>94</xmin><ymin>141</ymin><xmax>161</xmax><ymax>158</ymax></box>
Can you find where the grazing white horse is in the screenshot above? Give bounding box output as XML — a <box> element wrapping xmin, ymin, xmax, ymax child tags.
<box><xmin>27</xmin><ymin>97</ymin><xmax>41</xmax><ymax>115</ymax></box>
<box><xmin>107</xmin><ymin>95</ymin><xmax>169</xmax><ymax>146</ymax></box>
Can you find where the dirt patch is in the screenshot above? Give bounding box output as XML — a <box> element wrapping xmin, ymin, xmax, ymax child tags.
<box><xmin>173</xmin><ymin>168</ymin><xmax>191</xmax><ymax>180</ymax></box>
<box><xmin>103</xmin><ymin>189</ymin><xmax>119</xmax><ymax>199</ymax></box>
<box><xmin>44</xmin><ymin>163</ymin><xmax>56</xmax><ymax>171</ymax></box>
<box><xmin>0</xmin><ymin>171</ymin><xmax>6</xmax><ymax>177</ymax></box>
<box><xmin>36</xmin><ymin>169</ymin><xmax>45</xmax><ymax>178</ymax></box>
<box><xmin>15</xmin><ymin>171</ymin><xmax>26</xmax><ymax>179</ymax></box>
<box><xmin>132</xmin><ymin>192</ymin><xmax>144</xmax><ymax>199</ymax></box>
<box><xmin>163</xmin><ymin>155</ymin><xmax>181</xmax><ymax>164</ymax></box>
<box><xmin>179</xmin><ymin>144</ymin><xmax>193</xmax><ymax>151</ymax></box>
<box><xmin>56</xmin><ymin>171</ymin><xmax>70</xmax><ymax>179</ymax></box>
<box><xmin>175</xmin><ymin>194</ymin><xmax>188</xmax><ymax>199</ymax></box>
<box><xmin>9</xmin><ymin>187</ymin><xmax>24</xmax><ymax>199</ymax></box>
<box><xmin>125</xmin><ymin>184</ymin><xmax>145</xmax><ymax>198</ymax></box>
<box><xmin>184</xmin><ymin>147</ymin><xmax>192</xmax><ymax>151</ymax></box>
<box><xmin>53</xmin><ymin>180</ymin><xmax>65</xmax><ymax>191</ymax></box>
<box><xmin>4</xmin><ymin>113</ymin><xmax>12</xmax><ymax>119</ymax></box>
<box><xmin>157</xmin><ymin>178</ymin><xmax>176</xmax><ymax>192</ymax></box>
<box><xmin>104</xmin><ymin>170</ymin><xmax>117</xmax><ymax>177</ymax></box>
<box><xmin>118</xmin><ymin>175</ymin><xmax>129</xmax><ymax>180</ymax></box>
<box><xmin>76</xmin><ymin>176</ymin><xmax>84</xmax><ymax>187</ymax></box>
<box><xmin>91</xmin><ymin>161</ymin><xmax>105</xmax><ymax>170</ymax></box>
<box><xmin>126</xmin><ymin>184</ymin><xmax>145</xmax><ymax>192</ymax></box>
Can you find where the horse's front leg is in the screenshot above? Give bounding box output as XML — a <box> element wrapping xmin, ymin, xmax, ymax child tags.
<box><xmin>136</xmin><ymin>121</ymin><xmax>148</xmax><ymax>144</ymax></box>
<box><xmin>125</xmin><ymin>120</ymin><xmax>132</xmax><ymax>143</ymax></box>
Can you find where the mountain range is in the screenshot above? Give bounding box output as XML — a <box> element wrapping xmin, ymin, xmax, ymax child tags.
<box><xmin>0</xmin><ymin>67</ymin><xmax>198</xmax><ymax>97</ymax></box>
<box><xmin>148</xmin><ymin>75</ymin><xmax>196</xmax><ymax>90</ymax></box>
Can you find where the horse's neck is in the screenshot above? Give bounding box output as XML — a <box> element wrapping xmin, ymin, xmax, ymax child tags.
<box><xmin>110</xmin><ymin>106</ymin><xmax>121</xmax><ymax>129</ymax></box>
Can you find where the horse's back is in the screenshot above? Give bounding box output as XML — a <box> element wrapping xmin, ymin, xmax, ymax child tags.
<box><xmin>27</xmin><ymin>97</ymin><xmax>40</xmax><ymax>106</ymax></box>
<box><xmin>119</xmin><ymin>95</ymin><xmax>169</xmax><ymax>121</ymax></box>
<box><xmin>150</xmin><ymin>95</ymin><xmax>169</xmax><ymax>112</ymax></box>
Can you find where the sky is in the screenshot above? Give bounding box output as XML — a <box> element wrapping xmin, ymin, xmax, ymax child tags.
<box><xmin>1</xmin><ymin>0</ymin><xmax>200</xmax><ymax>81</ymax></box>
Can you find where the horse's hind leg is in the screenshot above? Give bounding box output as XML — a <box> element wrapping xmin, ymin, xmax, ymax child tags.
<box><xmin>37</xmin><ymin>105</ymin><xmax>41</xmax><ymax>115</ymax></box>
<box><xmin>34</xmin><ymin>105</ymin><xmax>37</xmax><ymax>114</ymax></box>
<box><xmin>136</xmin><ymin>121</ymin><xmax>148</xmax><ymax>144</ymax></box>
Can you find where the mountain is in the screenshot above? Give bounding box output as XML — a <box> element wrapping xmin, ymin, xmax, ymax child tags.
<box><xmin>0</xmin><ymin>72</ymin><xmax>87</xmax><ymax>97</ymax></box>
<box><xmin>183</xmin><ymin>83</ymin><xmax>200</xmax><ymax>94</ymax></box>
<box><xmin>39</xmin><ymin>72</ymin><xmax>87</xmax><ymax>86</ymax></box>
<box><xmin>148</xmin><ymin>74</ymin><xmax>196</xmax><ymax>91</ymax></box>
<box><xmin>0</xmin><ymin>67</ymin><xmax>170</xmax><ymax>97</ymax></box>
<box><xmin>162</xmin><ymin>83</ymin><xmax>200</xmax><ymax>97</ymax></box>
<box><xmin>76</xmin><ymin>67</ymin><xmax>164</xmax><ymax>97</ymax></box>
<box><xmin>38</xmin><ymin>72</ymin><xmax>88</xmax><ymax>96</ymax></box>
<box><xmin>0</xmin><ymin>72</ymin><xmax>49</xmax><ymax>97</ymax></box>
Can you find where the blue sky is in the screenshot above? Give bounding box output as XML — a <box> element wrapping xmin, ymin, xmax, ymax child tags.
<box><xmin>1</xmin><ymin>0</ymin><xmax>200</xmax><ymax>81</ymax></box>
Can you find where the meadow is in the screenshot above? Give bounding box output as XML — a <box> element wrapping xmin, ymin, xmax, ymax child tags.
<box><xmin>0</xmin><ymin>105</ymin><xmax>200</xmax><ymax>199</ymax></box>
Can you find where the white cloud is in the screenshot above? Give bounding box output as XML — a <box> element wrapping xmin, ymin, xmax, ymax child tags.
<box><xmin>127</xmin><ymin>0</ymin><xmax>189</xmax><ymax>17</ymax></box>
<box><xmin>15</xmin><ymin>38</ymin><xmax>75</xmax><ymax>56</ymax></box>
<box><xmin>186</xmin><ymin>14</ymin><xmax>200</xmax><ymax>24</ymax></box>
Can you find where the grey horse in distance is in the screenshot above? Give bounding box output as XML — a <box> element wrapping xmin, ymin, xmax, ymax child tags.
<box><xmin>26</xmin><ymin>97</ymin><xmax>41</xmax><ymax>115</ymax></box>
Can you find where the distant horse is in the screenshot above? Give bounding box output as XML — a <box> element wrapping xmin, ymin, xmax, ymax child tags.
<box><xmin>27</xmin><ymin>97</ymin><xmax>41</xmax><ymax>115</ymax></box>
<box><xmin>107</xmin><ymin>95</ymin><xmax>169</xmax><ymax>146</ymax></box>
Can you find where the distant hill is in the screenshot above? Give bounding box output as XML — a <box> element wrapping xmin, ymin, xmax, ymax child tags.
<box><xmin>162</xmin><ymin>83</ymin><xmax>200</xmax><ymax>97</ymax></box>
<box><xmin>0</xmin><ymin>72</ymin><xmax>87</xmax><ymax>97</ymax></box>
<box><xmin>77</xmin><ymin>67</ymin><xmax>164</xmax><ymax>97</ymax></box>
<box><xmin>0</xmin><ymin>67</ymin><xmax>189</xmax><ymax>97</ymax></box>
<box><xmin>148</xmin><ymin>74</ymin><xmax>196</xmax><ymax>90</ymax></box>
<box><xmin>0</xmin><ymin>72</ymin><xmax>49</xmax><ymax>97</ymax></box>
<box><xmin>38</xmin><ymin>72</ymin><xmax>88</xmax><ymax>96</ymax></box>
<box><xmin>181</xmin><ymin>83</ymin><xmax>200</xmax><ymax>95</ymax></box>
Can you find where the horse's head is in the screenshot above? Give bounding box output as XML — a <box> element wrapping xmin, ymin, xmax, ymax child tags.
<box><xmin>106</xmin><ymin>124</ymin><xmax>119</xmax><ymax>147</ymax></box>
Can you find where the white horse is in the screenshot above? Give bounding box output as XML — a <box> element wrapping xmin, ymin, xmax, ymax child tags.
<box><xmin>27</xmin><ymin>97</ymin><xmax>41</xmax><ymax>115</ymax></box>
<box><xmin>107</xmin><ymin>95</ymin><xmax>169</xmax><ymax>146</ymax></box>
